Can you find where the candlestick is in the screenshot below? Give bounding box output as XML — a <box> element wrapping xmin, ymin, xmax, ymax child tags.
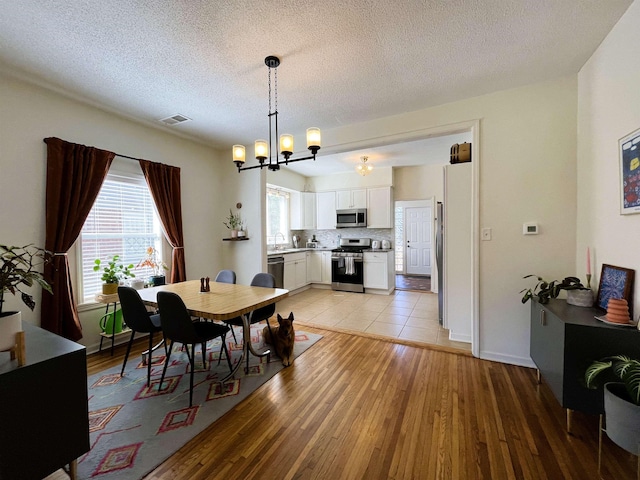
<box><xmin>586</xmin><ymin>273</ymin><xmax>592</xmax><ymax>289</ymax></box>
<box><xmin>586</xmin><ymin>247</ymin><xmax>591</xmax><ymax>276</ymax></box>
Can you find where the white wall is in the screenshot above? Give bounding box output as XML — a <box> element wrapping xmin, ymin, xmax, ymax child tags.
<box><xmin>319</xmin><ymin>76</ymin><xmax>578</xmax><ymax>366</ymax></box>
<box><xmin>0</xmin><ymin>71</ymin><xmax>237</xmax><ymax>352</ymax></box>
<box><xmin>577</xmin><ymin>1</ymin><xmax>640</xmax><ymax>320</ymax></box>
<box><xmin>394</xmin><ymin>164</ymin><xmax>445</xmax><ymax>202</ymax></box>
<box><xmin>310</xmin><ymin>166</ymin><xmax>393</xmax><ymax>191</ymax></box>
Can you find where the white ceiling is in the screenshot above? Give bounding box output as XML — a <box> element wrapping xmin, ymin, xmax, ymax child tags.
<box><xmin>0</xmin><ymin>0</ymin><xmax>632</xmax><ymax>174</ymax></box>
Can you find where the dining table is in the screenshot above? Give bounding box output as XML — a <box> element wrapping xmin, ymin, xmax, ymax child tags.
<box><xmin>136</xmin><ymin>279</ymin><xmax>289</xmax><ymax>380</ymax></box>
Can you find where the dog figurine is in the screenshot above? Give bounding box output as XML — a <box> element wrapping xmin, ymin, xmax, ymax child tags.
<box><xmin>262</xmin><ymin>312</ymin><xmax>295</xmax><ymax>367</ymax></box>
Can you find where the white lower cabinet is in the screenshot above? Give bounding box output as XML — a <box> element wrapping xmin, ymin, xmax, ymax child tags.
<box><xmin>308</xmin><ymin>251</ymin><xmax>333</xmax><ymax>285</ymax></box>
<box><xmin>363</xmin><ymin>251</ymin><xmax>394</xmax><ymax>292</ymax></box>
<box><xmin>284</xmin><ymin>252</ymin><xmax>308</xmax><ymax>291</ymax></box>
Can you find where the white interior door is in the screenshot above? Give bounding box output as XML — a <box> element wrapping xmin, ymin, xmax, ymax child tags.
<box><xmin>405</xmin><ymin>206</ymin><xmax>432</xmax><ymax>275</ymax></box>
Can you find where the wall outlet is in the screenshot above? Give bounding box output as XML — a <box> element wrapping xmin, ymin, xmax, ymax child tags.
<box><xmin>523</xmin><ymin>222</ymin><xmax>539</xmax><ymax>235</ymax></box>
<box><xmin>481</xmin><ymin>228</ymin><xmax>492</xmax><ymax>241</ymax></box>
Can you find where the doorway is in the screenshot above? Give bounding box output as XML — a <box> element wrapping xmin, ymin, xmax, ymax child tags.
<box><xmin>395</xmin><ymin>199</ymin><xmax>435</xmax><ymax>291</ymax></box>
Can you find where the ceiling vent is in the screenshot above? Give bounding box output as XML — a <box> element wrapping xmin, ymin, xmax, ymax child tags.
<box><xmin>158</xmin><ymin>114</ymin><xmax>191</xmax><ymax>126</ymax></box>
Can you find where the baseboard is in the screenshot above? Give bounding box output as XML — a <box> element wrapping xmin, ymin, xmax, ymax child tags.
<box><xmin>479</xmin><ymin>350</ymin><xmax>536</xmax><ymax>368</ymax></box>
<box><xmin>448</xmin><ymin>332</ymin><xmax>471</xmax><ymax>343</ymax></box>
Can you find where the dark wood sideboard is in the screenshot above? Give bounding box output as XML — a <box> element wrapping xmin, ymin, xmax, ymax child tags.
<box><xmin>0</xmin><ymin>322</ymin><xmax>89</xmax><ymax>480</ymax></box>
<box><xmin>530</xmin><ymin>298</ymin><xmax>640</xmax><ymax>429</ymax></box>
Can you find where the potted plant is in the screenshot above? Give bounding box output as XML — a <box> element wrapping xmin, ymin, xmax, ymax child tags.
<box><xmin>93</xmin><ymin>255</ymin><xmax>135</xmax><ymax>294</ymax></box>
<box><xmin>585</xmin><ymin>355</ymin><xmax>640</xmax><ymax>455</ymax></box>
<box><xmin>0</xmin><ymin>244</ymin><xmax>52</xmax><ymax>351</ymax></box>
<box><xmin>223</xmin><ymin>209</ymin><xmax>242</xmax><ymax>238</ymax></box>
<box><xmin>520</xmin><ymin>275</ymin><xmax>589</xmax><ymax>305</ymax></box>
<box><xmin>137</xmin><ymin>246</ymin><xmax>168</xmax><ymax>286</ymax></box>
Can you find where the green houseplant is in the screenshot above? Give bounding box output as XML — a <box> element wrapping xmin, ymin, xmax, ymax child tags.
<box><xmin>585</xmin><ymin>355</ymin><xmax>640</xmax><ymax>455</ymax></box>
<box><xmin>520</xmin><ymin>275</ymin><xmax>586</xmax><ymax>304</ymax></box>
<box><xmin>0</xmin><ymin>244</ymin><xmax>52</xmax><ymax>351</ymax></box>
<box><xmin>0</xmin><ymin>244</ymin><xmax>52</xmax><ymax>315</ymax></box>
<box><xmin>93</xmin><ymin>255</ymin><xmax>134</xmax><ymax>294</ymax></box>
<box><xmin>223</xmin><ymin>209</ymin><xmax>242</xmax><ymax>238</ymax></box>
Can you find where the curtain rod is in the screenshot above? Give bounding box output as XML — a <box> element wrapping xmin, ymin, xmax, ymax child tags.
<box><xmin>42</xmin><ymin>138</ymin><xmax>145</xmax><ymax>162</ymax></box>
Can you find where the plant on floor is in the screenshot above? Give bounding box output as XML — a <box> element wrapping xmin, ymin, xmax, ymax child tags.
<box><xmin>585</xmin><ymin>355</ymin><xmax>640</xmax><ymax>405</ymax></box>
<box><xmin>520</xmin><ymin>275</ymin><xmax>585</xmax><ymax>304</ymax></box>
<box><xmin>0</xmin><ymin>244</ymin><xmax>52</xmax><ymax>314</ymax></box>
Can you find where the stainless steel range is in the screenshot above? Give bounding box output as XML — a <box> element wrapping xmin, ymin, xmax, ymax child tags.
<box><xmin>331</xmin><ymin>238</ymin><xmax>371</xmax><ymax>293</ymax></box>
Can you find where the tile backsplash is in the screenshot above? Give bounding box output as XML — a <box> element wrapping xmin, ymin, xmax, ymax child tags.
<box><xmin>292</xmin><ymin>228</ymin><xmax>393</xmax><ymax>249</ymax></box>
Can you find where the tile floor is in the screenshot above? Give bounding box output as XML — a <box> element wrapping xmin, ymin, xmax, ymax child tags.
<box><xmin>275</xmin><ymin>287</ymin><xmax>472</xmax><ymax>353</ymax></box>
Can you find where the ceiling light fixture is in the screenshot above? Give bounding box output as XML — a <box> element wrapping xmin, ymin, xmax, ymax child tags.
<box><xmin>233</xmin><ymin>56</ymin><xmax>321</xmax><ymax>172</ymax></box>
<box><xmin>356</xmin><ymin>156</ymin><xmax>373</xmax><ymax>176</ymax></box>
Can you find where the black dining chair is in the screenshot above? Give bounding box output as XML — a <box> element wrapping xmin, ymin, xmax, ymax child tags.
<box><xmin>157</xmin><ymin>291</ymin><xmax>233</xmax><ymax>406</ymax></box>
<box><xmin>224</xmin><ymin>272</ymin><xmax>277</xmax><ymax>372</ymax></box>
<box><xmin>118</xmin><ymin>286</ymin><xmax>166</xmax><ymax>386</ymax></box>
<box><xmin>214</xmin><ymin>269</ymin><xmax>240</xmax><ymax>343</ymax></box>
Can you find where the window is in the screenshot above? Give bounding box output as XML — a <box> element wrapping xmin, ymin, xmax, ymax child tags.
<box><xmin>79</xmin><ymin>172</ymin><xmax>164</xmax><ymax>303</ymax></box>
<box><xmin>266</xmin><ymin>186</ymin><xmax>290</xmax><ymax>245</ymax></box>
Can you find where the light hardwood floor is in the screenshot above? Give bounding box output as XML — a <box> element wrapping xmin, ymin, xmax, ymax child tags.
<box><xmin>48</xmin><ymin>326</ymin><xmax>635</xmax><ymax>479</ymax></box>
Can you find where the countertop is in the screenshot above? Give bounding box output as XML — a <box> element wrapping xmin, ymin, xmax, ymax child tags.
<box><xmin>267</xmin><ymin>247</ymin><xmax>393</xmax><ymax>256</ymax></box>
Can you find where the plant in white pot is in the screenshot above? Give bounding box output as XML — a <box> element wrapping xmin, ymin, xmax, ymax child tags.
<box><xmin>0</xmin><ymin>244</ymin><xmax>52</xmax><ymax>351</ymax></box>
<box><xmin>93</xmin><ymin>255</ymin><xmax>135</xmax><ymax>294</ymax></box>
<box><xmin>223</xmin><ymin>209</ymin><xmax>242</xmax><ymax>238</ymax></box>
<box><xmin>585</xmin><ymin>355</ymin><xmax>640</xmax><ymax>456</ymax></box>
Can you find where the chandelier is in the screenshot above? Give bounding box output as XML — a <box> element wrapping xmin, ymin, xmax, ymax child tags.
<box><xmin>356</xmin><ymin>156</ymin><xmax>373</xmax><ymax>176</ymax></box>
<box><xmin>233</xmin><ymin>56</ymin><xmax>321</xmax><ymax>172</ymax></box>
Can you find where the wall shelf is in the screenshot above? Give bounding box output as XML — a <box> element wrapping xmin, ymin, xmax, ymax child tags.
<box><xmin>223</xmin><ymin>237</ymin><xmax>249</xmax><ymax>241</ymax></box>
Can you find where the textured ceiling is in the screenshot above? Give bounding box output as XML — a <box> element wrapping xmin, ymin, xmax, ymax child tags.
<box><xmin>0</xmin><ymin>0</ymin><xmax>632</xmax><ymax>174</ymax></box>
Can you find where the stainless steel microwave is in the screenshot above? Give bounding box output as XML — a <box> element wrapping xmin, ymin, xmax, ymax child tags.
<box><xmin>336</xmin><ymin>208</ymin><xmax>367</xmax><ymax>228</ymax></box>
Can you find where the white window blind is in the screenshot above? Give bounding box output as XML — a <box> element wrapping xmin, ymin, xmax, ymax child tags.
<box><xmin>266</xmin><ymin>186</ymin><xmax>290</xmax><ymax>244</ymax></box>
<box><xmin>79</xmin><ymin>173</ymin><xmax>164</xmax><ymax>303</ymax></box>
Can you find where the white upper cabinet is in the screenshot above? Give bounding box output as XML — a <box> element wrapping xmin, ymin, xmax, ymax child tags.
<box><xmin>336</xmin><ymin>189</ymin><xmax>367</xmax><ymax>209</ymax></box>
<box><xmin>316</xmin><ymin>191</ymin><xmax>337</xmax><ymax>230</ymax></box>
<box><xmin>367</xmin><ymin>187</ymin><xmax>393</xmax><ymax>228</ymax></box>
<box><xmin>290</xmin><ymin>191</ymin><xmax>316</xmax><ymax>230</ymax></box>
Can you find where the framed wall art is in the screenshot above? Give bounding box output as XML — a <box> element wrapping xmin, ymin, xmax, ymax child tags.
<box><xmin>619</xmin><ymin>127</ymin><xmax>640</xmax><ymax>214</ymax></box>
<box><xmin>595</xmin><ymin>264</ymin><xmax>635</xmax><ymax>319</ymax></box>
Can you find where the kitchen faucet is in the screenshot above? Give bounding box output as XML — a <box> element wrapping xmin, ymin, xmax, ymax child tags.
<box><xmin>275</xmin><ymin>232</ymin><xmax>285</xmax><ymax>250</ymax></box>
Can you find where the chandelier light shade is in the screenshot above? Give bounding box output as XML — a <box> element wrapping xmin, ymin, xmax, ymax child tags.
<box><xmin>356</xmin><ymin>156</ymin><xmax>373</xmax><ymax>176</ymax></box>
<box><xmin>233</xmin><ymin>56</ymin><xmax>321</xmax><ymax>172</ymax></box>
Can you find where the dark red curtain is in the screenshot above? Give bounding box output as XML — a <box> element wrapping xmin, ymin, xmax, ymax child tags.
<box><xmin>139</xmin><ymin>160</ymin><xmax>186</xmax><ymax>283</ymax></box>
<box><xmin>41</xmin><ymin>137</ymin><xmax>115</xmax><ymax>340</ymax></box>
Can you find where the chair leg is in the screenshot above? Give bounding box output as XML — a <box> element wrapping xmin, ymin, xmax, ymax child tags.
<box><xmin>120</xmin><ymin>330</ymin><xmax>136</xmax><ymax>377</ymax></box>
<box><xmin>217</xmin><ymin>333</ymin><xmax>225</xmax><ymax>366</ymax></box>
<box><xmin>159</xmin><ymin>339</ymin><xmax>173</xmax><ymax>392</ymax></box>
<box><xmin>146</xmin><ymin>332</ymin><xmax>154</xmax><ymax>387</ymax></box>
<box><xmin>221</xmin><ymin>335</ymin><xmax>233</xmax><ymax>373</ymax></box>
<box><xmin>265</xmin><ymin>318</ymin><xmax>274</xmax><ymax>344</ymax></box>
<box><xmin>189</xmin><ymin>343</ymin><xmax>195</xmax><ymax>407</ymax></box>
<box><xmin>202</xmin><ymin>342</ymin><xmax>207</xmax><ymax>368</ymax></box>
<box><xmin>230</xmin><ymin>326</ymin><xmax>238</xmax><ymax>344</ymax></box>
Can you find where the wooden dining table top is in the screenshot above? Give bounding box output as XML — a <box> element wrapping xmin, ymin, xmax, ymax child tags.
<box><xmin>136</xmin><ymin>280</ymin><xmax>289</xmax><ymax>321</ymax></box>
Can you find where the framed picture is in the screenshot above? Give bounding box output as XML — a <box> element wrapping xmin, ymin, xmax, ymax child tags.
<box><xmin>596</xmin><ymin>264</ymin><xmax>635</xmax><ymax>319</ymax></box>
<box><xmin>619</xmin><ymin>127</ymin><xmax>640</xmax><ymax>214</ymax></box>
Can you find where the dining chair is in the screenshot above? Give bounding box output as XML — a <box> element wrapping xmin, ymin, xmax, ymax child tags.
<box><xmin>118</xmin><ymin>286</ymin><xmax>166</xmax><ymax>386</ymax></box>
<box><xmin>225</xmin><ymin>272</ymin><xmax>277</xmax><ymax>372</ymax></box>
<box><xmin>157</xmin><ymin>291</ymin><xmax>233</xmax><ymax>406</ymax></box>
<box><xmin>214</xmin><ymin>269</ymin><xmax>239</xmax><ymax>343</ymax></box>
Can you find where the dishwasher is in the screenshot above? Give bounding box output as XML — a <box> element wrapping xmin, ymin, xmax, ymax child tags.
<box><xmin>267</xmin><ymin>256</ymin><xmax>284</xmax><ymax>289</ymax></box>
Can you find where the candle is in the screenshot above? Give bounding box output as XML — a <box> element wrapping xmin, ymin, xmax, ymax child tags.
<box><xmin>586</xmin><ymin>247</ymin><xmax>591</xmax><ymax>275</ymax></box>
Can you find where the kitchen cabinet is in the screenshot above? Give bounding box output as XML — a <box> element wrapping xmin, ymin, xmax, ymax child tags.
<box><xmin>307</xmin><ymin>251</ymin><xmax>333</xmax><ymax>285</ymax></box>
<box><xmin>308</xmin><ymin>251</ymin><xmax>323</xmax><ymax>283</ymax></box>
<box><xmin>336</xmin><ymin>189</ymin><xmax>367</xmax><ymax>209</ymax></box>
<box><xmin>290</xmin><ymin>191</ymin><xmax>316</xmax><ymax>230</ymax></box>
<box><xmin>530</xmin><ymin>298</ymin><xmax>640</xmax><ymax>420</ymax></box>
<box><xmin>316</xmin><ymin>191</ymin><xmax>337</xmax><ymax>230</ymax></box>
<box><xmin>283</xmin><ymin>252</ymin><xmax>308</xmax><ymax>291</ymax></box>
<box><xmin>367</xmin><ymin>187</ymin><xmax>393</xmax><ymax>228</ymax></box>
<box><xmin>363</xmin><ymin>251</ymin><xmax>394</xmax><ymax>292</ymax></box>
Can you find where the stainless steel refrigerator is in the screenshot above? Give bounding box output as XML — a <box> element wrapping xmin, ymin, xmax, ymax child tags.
<box><xmin>435</xmin><ymin>201</ymin><xmax>444</xmax><ymax>325</ymax></box>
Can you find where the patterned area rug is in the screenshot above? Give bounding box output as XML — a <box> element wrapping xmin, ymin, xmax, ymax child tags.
<box><xmin>79</xmin><ymin>325</ymin><xmax>322</xmax><ymax>480</ymax></box>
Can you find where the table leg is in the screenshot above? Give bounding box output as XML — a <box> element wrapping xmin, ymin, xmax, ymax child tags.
<box><xmin>109</xmin><ymin>302</ymin><xmax>116</xmax><ymax>356</ymax></box>
<box><xmin>68</xmin><ymin>459</ymin><xmax>77</xmax><ymax>480</ymax></box>
<box><xmin>566</xmin><ymin>408</ymin><xmax>573</xmax><ymax>434</ymax></box>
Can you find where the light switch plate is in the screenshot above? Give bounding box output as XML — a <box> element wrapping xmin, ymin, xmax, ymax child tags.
<box><xmin>523</xmin><ymin>222</ymin><xmax>538</xmax><ymax>235</ymax></box>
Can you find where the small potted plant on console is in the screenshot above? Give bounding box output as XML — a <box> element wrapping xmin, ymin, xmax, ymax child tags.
<box><xmin>520</xmin><ymin>275</ymin><xmax>591</xmax><ymax>306</ymax></box>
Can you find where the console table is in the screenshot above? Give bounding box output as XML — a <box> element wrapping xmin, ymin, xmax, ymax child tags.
<box><xmin>0</xmin><ymin>322</ymin><xmax>89</xmax><ymax>480</ymax></box>
<box><xmin>530</xmin><ymin>298</ymin><xmax>640</xmax><ymax>432</ymax></box>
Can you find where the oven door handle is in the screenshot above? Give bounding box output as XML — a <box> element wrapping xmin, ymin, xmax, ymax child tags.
<box><xmin>331</xmin><ymin>257</ymin><xmax>363</xmax><ymax>262</ymax></box>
